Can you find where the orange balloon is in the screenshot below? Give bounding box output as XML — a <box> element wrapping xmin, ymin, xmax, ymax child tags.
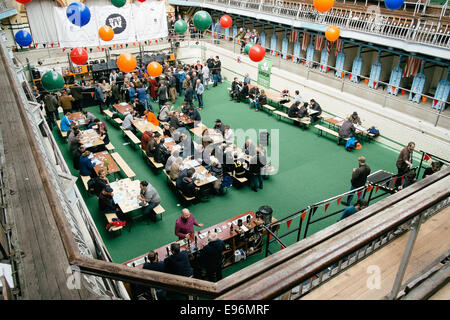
<box><xmin>314</xmin><ymin>0</ymin><xmax>334</xmax><ymax>13</ymax></box>
<box><xmin>325</xmin><ymin>25</ymin><xmax>340</xmax><ymax>42</ymax></box>
<box><xmin>117</xmin><ymin>53</ymin><xmax>137</xmax><ymax>73</ymax></box>
<box><xmin>146</xmin><ymin>61</ymin><xmax>162</xmax><ymax>77</ymax></box>
<box><xmin>99</xmin><ymin>25</ymin><xmax>114</xmax><ymax>41</ymax></box>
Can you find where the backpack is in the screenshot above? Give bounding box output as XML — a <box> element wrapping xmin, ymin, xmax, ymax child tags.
<box><xmin>367</xmin><ymin>126</ymin><xmax>380</xmax><ymax>137</ymax></box>
<box><xmin>345</xmin><ymin>137</ymin><xmax>357</xmax><ymax>151</ymax></box>
<box><xmin>87</xmin><ymin>178</ymin><xmax>97</xmax><ymax>194</ymax></box>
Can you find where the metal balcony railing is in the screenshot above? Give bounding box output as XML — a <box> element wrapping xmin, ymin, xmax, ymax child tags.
<box><xmin>185</xmin><ymin>0</ymin><xmax>450</xmax><ymax>48</ymax></box>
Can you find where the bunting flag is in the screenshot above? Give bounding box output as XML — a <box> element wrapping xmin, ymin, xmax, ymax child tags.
<box><xmin>280</xmin><ymin>245</ymin><xmax>285</xmax><ymax>250</ymax></box>
<box><xmin>51</xmin><ymin>43</ymin><xmax>54</xmax><ymax>48</ymax></box>
<box><xmin>422</xmin><ymin>96</ymin><xmax>427</xmax><ymax>103</ymax></box>
<box><xmin>314</xmin><ymin>35</ymin><xmax>325</xmax><ymax>51</ymax></box>
<box><xmin>337</xmin><ymin>197</ymin><xmax>342</xmax><ymax>205</ymax></box>
<box><xmin>311</xmin><ymin>207</ymin><xmax>318</xmax><ymax>216</ymax></box>
<box><xmin>133</xmin><ymin>42</ymin><xmax>136</xmax><ymax>46</ymax></box>
<box><xmin>392</xmin><ymin>86</ymin><xmax>396</xmax><ymax>92</ymax></box>
<box><xmin>392</xmin><ymin>177</ymin><xmax>397</xmax><ymax>185</ymax></box>
<box><xmin>269</xmin><ymin>234</ymin><xmax>273</xmax><ymax>240</ymax></box>
<box><xmin>375</xmin><ymin>185</ymin><xmax>380</xmax><ymax>193</ymax></box>
<box><xmin>286</xmin><ymin>219</ymin><xmax>292</xmax><ymax>228</ymax></box>
<box><xmin>401</xmin><ymin>89</ymin><xmax>405</xmax><ymax>95</ymax></box>
<box><xmin>403</xmin><ymin>56</ymin><xmax>423</xmax><ymax>78</ymax></box>
<box><xmin>349</xmin><ymin>74</ymin><xmax>352</xmax><ymax>80</ymax></box>
<box><xmin>335</xmin><ymin>39</ymin><xmax>343</xmax><ymax>56</ymax></box>
<box><xmin>341</xmin><ymin>71</ymin><xmax>344</xmax><ymax>78</ymax></box>
<box><xmin>424</xmin><ymin>153</ymin><xmax>431</xmax><ymax>161</ymax></box>
<box><xmin>364</xmin><ymin>78</ymin><xmax>369</xmax><ymax>84</ymax></box>
<box><xmin>324</xmin><ymin>203</ymin><xmax>330</xmax><ymax>212</ymax></box>
<box><xmin>62</xmin><ymin>48</ymin><xmax>66</xmax><ymax>52</ymax></box>
<box><xmin>300</xmin><ymin>211</ymin><xmax>307</xmax><ymax>221</ymax></box>
<box><xmin>366</xmin><ymin>185</ymin><xmax>374</xmax><ymax>193</ymax></box>
<box><xmin>302</xmin><ymin>60</ymin><xmax>306</xmax><ymax>65</ymax></box>
<box><xmin>373</xmin><ymin>81</ymin><xmax>377</xmax><ymax>87</ymax></box>
<box><xmin>290</xmin><ymin>29</ymin><xmax>298</xmax><ymax>43</ymax></box>
<box><xmin>301</xmin><ymin>33</ymin><xmax>310</xmax><ymax>51</ymax></box>
<box><xmin>400</xmin><ymin>176</ymin><xmax>405</xmax><ymax>184</ymax></box>
<box><xmin>357</xmin><ymin>191</ymin><xmax>362</xmax><ymax>199</ymax></box>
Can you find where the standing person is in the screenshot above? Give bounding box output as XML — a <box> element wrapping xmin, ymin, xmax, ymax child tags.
<box><xmin>102</xmin><ymin>79</ymin><xmax>112</xmax><ymax>107</ymax></box>
<box><xmin>196</xmin><ymin>79</ymin><xmax>205</xmax><ymax>110</ymax></box>
<box><xmin>200</xmin><ymin>232</ymin><xmax>225</xmax><ymax>282</ymax></box>
<box><xmin>396</xmin><ymin>142</ymin><xmax>415</xmax><ymax>187</ymax></box>
<box><xmin>168</xmin><ymin>73</ymin><xmax>177</xmax><ymax>104</ymax></box>
<box><xmin>109</xmin><ymin>70</ymin><xmax>118</xmax><ymax>84</ymax></box>
<box><xmin>136</xmin><ymin>82</ymin><xmax>147</xmax><ymax>109</ymax></box>
<box><xmin>128</xmin><ymin>82</ymin><xmax>136</xmax><ymax>103</ymax></box>
<box><xmin>236</xmin><ymin>27</ymin><xmax>246</xmax><ymax>53</ymax></box>
<box><xmin>175</xmin><ymin>67</ymin><xmax>186</xmax><ymax>96</ymax></box>
<box><xmin>138</xmin><ymin>180</ymin><xmax>161</xmax><ymax>222</ymax></box>
<box><xmin>174</xmin><ymin>208</ymin><xmax>204</xmax><ymax>240</ymax></box>
<box><xmin>157</xmin><ymin>80</ymin><xmax>169</xmax><ymax>108</ymax></box>
<box><xmin>94</xmin><ymin>82</ymin><xmax>106</xmax><ymax>113</ymax></box>
<box><xmin>293</xmin><ymin>90</ymin><xmax>302</xmax><ymax>105</ymax></box>
<box><xmin>184</xmin><ymin>84</ymin><xmax>194</xmax><ymax>107</ymax></box>
<box><xmin>202</xmin><ymin>63</ymin><xmax>210</xmax><ymax>90</ymax></box>
<box><xmin>213</xmin><ymin>19</ymin><xmax>222</xmax><ymax>44</ymax></box>
<box><xmin>43</xmin><ymin>92</ymin><xmax>59</xmax><ymax>129</ymax></box>
<box><xmin>249</xmin><ymin>147</ymin><xmax>265</xmax><ymax>192</ymax></box>
<box><xmin>422</xmin><ymin>161</ymin><xmax>442</xmax><ymax>179</ymax></box>
<box><xmin>339</xmin><ymin>199</ymin><xmax>368</xmax><ymax>220</ymax></box>
<box><xmin>70</xmin><ymin>83</ymin><xmax>83</xmax><ymax>111</ymax></box>
<box><xmin>215</xmin><ymin>56</ymin><xmax>222</xmax><ymax>84</ymax></box>
<box><xmin>58</xmin><ymin>89</ymin><xmax>75</xmax><ymax>113</ymax></box>
<box><xmin>111</xmin><ymin>81</ymin><xmax>120</xmax><ymax>105</ymax></box>
<box><xmin>342</xmin><ymin>156</ymin><xmax>371</xmax><ymax>206</ymax></box>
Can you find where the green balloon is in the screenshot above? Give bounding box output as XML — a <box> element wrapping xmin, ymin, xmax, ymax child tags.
<box><xmin>245</xmin><ymin>42</ymin><xmax>255</xmax><ymax>55</ymax></box>
<box><xmin>41</xmin><ymin>71</ymin><xmax>65</xmax><ymax>93</ymax></box>
<box><xmin>111</xmin><ymin>0</ymin><xmax>126</xmax><ymax>8</ymax></box>
<box><xmin>193</xmin><ymin>10</ymin><xmax>212</xmax><ymax>32</ymax></box>
<box><xmin>174</xmin><ymin>19</ymin><xmax>188</xmax><ymax>34</ymax></box>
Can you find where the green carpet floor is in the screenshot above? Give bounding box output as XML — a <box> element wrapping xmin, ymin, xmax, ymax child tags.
<box><xmin>52</xmin><ymin>81</ymin><xmax>419</xmax><ymax>277</ymax></box>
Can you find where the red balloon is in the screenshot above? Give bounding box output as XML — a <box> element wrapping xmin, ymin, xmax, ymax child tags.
<box><xmin>220</xmin><ymin>15</ymin><xmax>233</xmax><ymax>29</ymax></box>
<box><xmin>137</xmin><ymin>0</ymin><xmax>146</xmax><ymax>2</ymax></box>
<box><xmin>16</xmin><ymin>0</ymin><xmax>32</xmax><ymax>4</ymax></box>
<box><xmin>70</xmin><ymin>48</ymin><xmax>88</xmax><ymax>65</ymax></box>
<box><xmin>249</xmin><ymin>44</ymin><xmax>265</xmax><ymax>62</ymax></box>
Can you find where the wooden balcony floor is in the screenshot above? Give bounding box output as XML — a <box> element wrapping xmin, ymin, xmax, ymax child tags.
<box><xmin>301</xmin><ymin>206</ymin><xmax>450</xmax><ymax>300</ymax></box>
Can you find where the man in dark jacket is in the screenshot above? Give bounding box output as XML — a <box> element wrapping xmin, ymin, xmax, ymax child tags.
<box><xmin>98</xmin><ymin>186</ymin><xmax>119</xmax><ymax>214</ymax></box>
<box><xmin>395</xmin><ymin>141</ymin><xmax>415</xmax><ymax>187</ymax></box>
<box><xmin>309</xmin><ymin>99</ymin><xmax>322</xmax><ymax>122</ymax></box>
<box><xmin>288</xmin><ymin>101</ymin><xmax>300</xmax><ymax>118</ymax></box>
<box><xmin>155</xmin><ymin>138</ymin><xmax>171</xmax><ymax>165</ymax></box>
<box><xmin>164</xmin><ymin>243</ymin><xmax>193</xmax><ymax>277</ymax></box>
<box><xmin>249</xmin><ymin>148</ymin><xmax>266</xmax><ymax>192</ymax></box>
<box><xmin>230</xmin><ymin>77</ymin><xmax>240</xmax><ymax>100</ymax></box>
<box><xmin>70</xmin><ymin>84</ymin><xmax>84</xmax><ymax>111</ymax></box>
<box><xmin>342</xmin><ymin>156</ymin><xmax>371</xmax><ymax>206</ymax></box>
<box><xmin>237</xmin><ymin>82</ymin><xmax>249</xmax><ymax>103</ymax></box>
<box><xmin>298</xmin><ymin>102</ymin><xmax>309</xmax><ymax>118</ymax></box>
<box><xmin>176</xmin><ymin>168</ymin><xmax>198</xmax><ymax>197</ymax></box>
<box><xmin>43</xmin><ymin>92</ymin><xmax>59</xmax><ymax>129</ymax></box>
<box><xmin>200</xmin><ymin>232</ymin><xmax>225</xmax><ymax>282</ymax></box>
<box><xmin>187</xmin><ymin>106</ymin><xmax>201</xmax><ymax>123</ymax></box>
<box><xmin>184</xmin><ymin>84</ymin><xmax>194</xmax><ymax>106</ymax></box>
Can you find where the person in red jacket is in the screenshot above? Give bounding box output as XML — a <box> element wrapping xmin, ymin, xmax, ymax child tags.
<box><xmin>141</xmin><ymin>130</ymin><xmax>153</xmax><ymax>151</ymax></box>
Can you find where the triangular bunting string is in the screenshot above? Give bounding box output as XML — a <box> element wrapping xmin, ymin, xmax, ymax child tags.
<box><xmin>300</xmin><ymin>211</ymin><xmax>306</xmax><ymax>221</ymax></box>
<box><xmin>337</xmin><ymin>197</ymin><xmax>342</xmax><ymax>205</ymax></box>
<box><xmin>286</xmin><ymin>219</ymin><xmax>292</xmax><ymax>229</ymax></box>
<box><xmin>324</xmin><ymin>203</ymin><xmax>330</xmax><ymax>212</ymax></box>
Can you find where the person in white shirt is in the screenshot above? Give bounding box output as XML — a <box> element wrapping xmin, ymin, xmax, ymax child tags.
<box><xmin>165</xmin><ymin>150</ymin><xmax>180</xmax><ymax>172</ymax></box>
<box><xmin>109</xmin><ymin>70</ymin><xmax>118</xmax><ymax>84</ymax></box>
<box><xmin>202</xmin><ymin>65</ymin><xmax>210</xmax><ymax>90</ymax></box>
<box><xmin>224</xmin><ymin>125</ymin><xmax>234</xmax><ymax>145</ymax></box>
<box><xmin>196</xmin><ymin>79</ymin><xmax>205</xmax><ymax>110</ymax></box>
<box><xmin>122</xmin><ymin>110</ymin><xmax>136</xmax><ymax>132</ymax></box>
<box><xmin>159</xmin><ymin>102</ymin><xmax>173</xmax><ymax>122</ymax></box>
<box><xmin>293</xmin><ymin>90</ymin><xmax>302</xmax><ymax>104</ymax></box>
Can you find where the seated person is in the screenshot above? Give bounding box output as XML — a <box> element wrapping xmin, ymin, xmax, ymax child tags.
<box><xmin>180</xmin><ymin>101</ymin><xmax>190</xmax><ymax>115</ymax></box>
<box><xmin>60</xmin><ymin>112</ymin><xmax>73</xmax><ymax>132</ymax></box>
<box><xmin>138</xmin><ymin>180</ymin><xmax>161</xmax><ymax>222</ymax></box>
<box><xmin>230</xmin><ymin>77</ymin><xmax>240</xmax><ymax>100</ymax></box>
<box><xmin>422</xmin><ymin>161</ymin><xmax>442</xmax><ymax>179</ymax></box>
<box><xmin>133</xmin><ymin>98</ymin><xmax>146</xmax><ymax>117</ymax></box>
<box><xmin>98</xmin><ymin>186</ymin><xmax>120</xmax><ymax>214</ymax></box>
<box><xmin>169</xmin><ymin>110</ymin><xmax>183</xmax><ymax>129</ymax></box>
<box><xmin>155</xmin><ymin>138</ymin><xmax>171</xmax><ymax>164</ymax></box>
<box><xmin>347</xmin><ymin>111</ymin><xmax>362</xmax><ymax>125</ymax></box>
<box><xmin>309</xmin><ymin>99</ymin><xmax>322</xmax><ymax>122</ymax></box>
<box><xmin>93</xmin><ymin>118</ymin><xmax>107</xmax><ymax>132</ymax></box>
<box><xmin>187</xmin><ymin>106</ymin><xmax>201</xmax><ymax>122</ymax></box>
<box><xmin>287</xmin><ymin>101</ymin><xmax>300</xmax><ymax>118</ymax></box>
<box><xmin>159</xmin><ymin>102</ymin><xmax>173</xmax><ymax>122</ymax></box>
<box><xmin>162</xmin><ymin>123</ymin><xmax>173</xmax><ymax>137</ymax></box>
<box><xmin>145</xmin><ymin>132</ymin><xmax>160</xmax><ymax>157</ymax></box>
<box><xmin>98</xmin><ymin>125</ymin><xmax>110</xmax><ymax>145</ymax></box>
<box><xmin>234</xmin><ymin>153</ymin><xmax>248</xmax><ymax>178</ymax></box>
<box><xmin>237</xmin><ymin>82</ymin><xmax>249</xmax><ymax>103</ymax></box>
<box><xmin>89</xmin><ymin>168</ymin><xmax>109</xmax><ymax>196</ymax></box>
<box><xmin>141</xmin><ymin>130</ymin><xmax>153</xmax><ymax>151</ymax></box>
<box><xmin>176</xmin><ymin>167</ymin><xmax>199</xmax><ymax>198</ymax></box>
<box><xmin>298</xmin><ymin>102</ymin><xmax>309</xmax><ymax>119</ymax></box>
<box><xmin>165</xmin><ymin>150</ymin><xmax>180</xmax><ymax>173</ymax></box>
<box><xmin>398</xmin><ymin>169</ymin><xmax>417</xmax><ymax>190</ymax></box>
<box><xmin>82</xmin><ymin>110</ymin><xmax>97</xmax><ymax>128</ymax></box>
<box><xmin>169</xmin><ymin>157</ymin><xmax>184</xmax><ymax>181</ymax></box>
<box><xmin>339</xmin><ymin>198</ymin><xmax>368</xmax><ymax>220</ymax></box>
<box><xmin>339</xmin><ymin>119</ymin><xmax>356</xmax><ymax>139</ymax></box>
<box><xmin>122</xmin><ymin>109</ymin><xmax>136</xmax><ymax>132</ymax></box>
<box><xmin>224</xmin><ymin>125</ymin><xmax>234</xmax><ymax>145</ymax></box>
<box><xmin>79</xmin><ymin>151</ymin><xmax>96</xmax><ymax>177</ymax></box>
<box><xmin>73</xmin><ymin>145</ymin><xmax>85</xmax><ymax>171</ymax></box>
<box><xmin>143</xmin><ymin>109</ymin><xmax>159</xmax><ymax>127</ymax></box>
<box><xmin>68</xmin><ymin>128</ymin><xmax>81</xmax><ymax>155</ymax></box>
<box><xmin>254</xmin><ymin>90</ymin><xmax>267</xmax><ymax>111</ymax></box>
<box><xmin>213</xmin><ymin>119</ymin><xmax>225</xmax><ymax>136</ymax></box>
<box><xmin>248</xmin><ymin>85</ymin><xmax>260</xmax><ymax>109</ymax></box>
<box><xmin>209</xmin><ymin>157</ymin><xmax>224</xmax><ymax>194</ymax></box>
<box><xmin>243</xmin><ymin>139</ymin><xmax>256</xmax><ymax>156</ymax></box>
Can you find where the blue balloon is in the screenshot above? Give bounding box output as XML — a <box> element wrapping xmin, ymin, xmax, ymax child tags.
<box><xmin>14</xmin><ymin>30</ymin><xmax>32</xmax><ymax>47</ymax></box>
<box><xmin>66</xmin><ymin>2</ymin><xmax>91</xmax><ymax>27</ymax></box>
<box><xmin>385</xmin><ymin>0</ymin><xmax>404</xmax><ymax>10</ymax></box>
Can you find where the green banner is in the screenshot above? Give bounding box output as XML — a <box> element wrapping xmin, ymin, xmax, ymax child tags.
<box><xmin>257</xmin><ymin>57</ymin><xmax>273</xmax><ymax>89</ymax></box>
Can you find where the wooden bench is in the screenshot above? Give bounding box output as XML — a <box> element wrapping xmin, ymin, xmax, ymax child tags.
<box><xmin>123</xmin><ymin>129</ymin><xmax>140</xmax><ymax>147</ymax></box>
<box><xmin>273</xmin><ymin>110</ymin><xmax>310</xmax><ymax>129</ymax></box>
<box><xmin>56</xmin><ymin>120</ymin><xmax>68</xmax><ymax>138</ymax></box>
<box><xmin>262</xmin><ymin>104</ymin><xmax>276</xmax><ymax>114</ymax></box>
<box><xmin>103</xmin><ymin>109</ymin><xmax>114</xmax><ymax>118</ymax></box>
<box><xmin>153</xmin><ymin>204</ymin><xmax>165</xmax><ymax>220</ymax></box>
<box><xmin>113</xmin><ymin>118</ymin><xmax>123</xmax><ymax>126</ymax></box>
<box><xmin>80</xmin><ymin>175</ymin><xmax>90</xmax><ymax>192</ymax></box>
<box><xmin>231</xmin><ymin>172</ymin><xmax>248</xmax><ymax>188</ymax></box>
<box><xmin>314</xmin><ymin>124</ymin><xmax>349</xmax><ymax>145</ymax></box>
<box><xmin>105</xmin><ymin>213</ymin><xmax>123</xmax><ymax>233</ymax></box>
<box><xmin>110</xmin><ymin>152</ymin><xmax>136</xmax><ymax>179</ymax></box>
<box><xmin>105</xmin><ymin>142</ymin><xmax>115</xmax><ymax>152</ymax></box>
<box><xmin>163</xmin><ymin>169</ymin><xmax>196</xmax><ymax>203</ymax></box>
<box><xmin>140</xmin><ymin>146</ymin><xmax>164</xmax><ymax>170</ymax></box>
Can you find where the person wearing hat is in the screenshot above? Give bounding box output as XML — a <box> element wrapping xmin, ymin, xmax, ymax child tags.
<box><xmin>342</xmin><ymin>156</ymin><xmax>371</xmax><ymax>206</ymax></box>
<box><xmin>347</xmin><ymin>112</ymin><xmax>362</xmax><ymax>125</ymax></box>
<box><xmin>213</xmin><ymin>119</ymin><xmax>225</xmax><ymax>136</ymax></box>
<box><xmin>98</xmin><ymin>186</ymin><xmax>120</xmax><ymax>214</ymax></box>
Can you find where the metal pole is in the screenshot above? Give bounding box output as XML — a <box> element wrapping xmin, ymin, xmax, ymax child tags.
<box><xmin>416</xmin><ymin>152</ymin><xmax>425</xmax><ymax>180</ymax></box>
<box><xmin>296</xmin><ymin>214</ymin><xmax>304</xmax><ymax>242</ymax></box>
<box><xmin>302</xmin><ymin>207</ymin><xmax>314</xmax><ymax>239</ymax></box>
<box><xmin>387</xmin><ymin>213</ymin><xmax>423</xmax><ymax>300</ymax></box>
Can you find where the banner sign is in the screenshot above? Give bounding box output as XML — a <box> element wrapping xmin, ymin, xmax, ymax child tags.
<box><xmin>53</xmin><ymin>2</ymin><xmax>168</xmax><ymax>48</ymax></box>
<box><xmin>257</xmin><ymin>57</ymin><xmax>273</xmax><ymax>88</ymax></box>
